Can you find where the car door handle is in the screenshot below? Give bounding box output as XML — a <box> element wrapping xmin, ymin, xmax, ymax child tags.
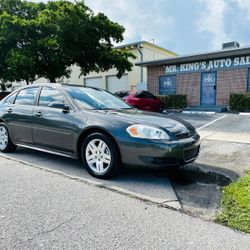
<box><xmin>35</xmin><ymin>112</ymin><xmax>43</xmax><ymax>117</ymax></box>
<box><xmin>7</xmin><ymin>108</ymin><xmax>13</xmax><ymax>113</ymax></box>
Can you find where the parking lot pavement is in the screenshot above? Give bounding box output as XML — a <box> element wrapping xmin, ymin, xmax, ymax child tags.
<box><xmin>0</xmin><ymin>148</ymin><xmax>180</xmax><ymax>209</ymax></box>
<box><xmin>171</xmin><ymin>112</ymin><xmax>250</xmax><ymax>135</ymax></box>
<box><xmin>171</xmin><ymin>112</ymin><xmax>250</xmax><ymax>176</ymax></box>
<box><xmin>1</xmin><ymin>158</ymin><xmax>250</xmax><ymax>250</ymax></box>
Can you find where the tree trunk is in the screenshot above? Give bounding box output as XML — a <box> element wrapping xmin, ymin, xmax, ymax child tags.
<box><xmin>49</xmin><ymin>77</ymin><xmax>56</xmax><ymax>83</ymax></box>
<box><xmin>25</xmin><ymin>80</ymin><xmax>29</xmax><ymax>85</ymax></box>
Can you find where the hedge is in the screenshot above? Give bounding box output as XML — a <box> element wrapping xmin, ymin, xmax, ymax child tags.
<box><xmin>157</xmin><ymin>95</ymin><xmax>187</xmax><ymax>109</ymax></box>
<box><xmin>216</xmin><ymin>172</ymin><xmax>250</xmax><ymax>234</ymax></box>
<box><xmin>229</xmin><ymin>93</ymin><xmax>250</xmax><ymax>112</ymax></box>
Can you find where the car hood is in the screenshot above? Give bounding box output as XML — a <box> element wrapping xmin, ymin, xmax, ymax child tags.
<box><xmin>91</xmin><ymin>109</ymin><xmax>195</xmax><ymax>135</ymax></box>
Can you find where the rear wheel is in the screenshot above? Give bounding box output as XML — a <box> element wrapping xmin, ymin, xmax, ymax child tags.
<box><xmin>0</xmin><ymin>123</ymin><xmax>17</xmax><ymax>153</ymax></box>
<box><xmin>81</xmin><ymin>133</ymin><xmax>120</xmax><ymax>179</ymax></box>
<box><xmin>159</xmin><ymin>104</ymin><xmax>164</xmax><ymax>113</ymax></box>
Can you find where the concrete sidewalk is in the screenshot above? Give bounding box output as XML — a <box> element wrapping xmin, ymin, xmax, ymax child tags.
<box><xmin>0</xmin><ymin>158</ymin><xmax>250</xmax><ymax>250</ymax></box>
<box><xmin>199</xmin><ymin>130</ymin><xmax>250</xmax><ymax>144</ymax></box>
<box><xmin>196</xmin><ymin>130</ymin><xmax>250</xmax><ymax>177</ymax></box>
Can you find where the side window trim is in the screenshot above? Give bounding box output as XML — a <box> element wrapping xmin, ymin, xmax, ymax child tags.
<box><xmin>14</xmin><ymin>87</ymin><xmax>40</xmax><ymax>106</ymax></box>
<box><xmin>38</xmin><ymin>86</ymin><xmax>72</xmax><ymax>110</ymax></box>
<box><xmin>4</xmin><ymin>92</ymin><xmax>18</xmax><ymax>104</ymax></box>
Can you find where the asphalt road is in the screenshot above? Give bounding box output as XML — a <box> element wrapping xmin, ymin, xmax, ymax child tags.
<box><xmin>0</xmin><ymin>158</ymin><xmax>250</xmax><ymax>250</ymax></box>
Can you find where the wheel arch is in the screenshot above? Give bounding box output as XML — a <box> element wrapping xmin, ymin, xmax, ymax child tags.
<box><xmin>76</xmin><ymin>127</ymin><xmax>121</xmax><ymax>161</ymax></box>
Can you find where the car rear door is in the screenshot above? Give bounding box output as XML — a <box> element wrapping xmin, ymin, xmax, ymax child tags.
<box><xmin>32</xmin><ymin>86</ymin><xmax>78</xmax><ymax>153</ymax></box>
<box><xmin>2</xmin><ymin>87</ymin><xmax>40</xmax><ymax>144</ymax></box>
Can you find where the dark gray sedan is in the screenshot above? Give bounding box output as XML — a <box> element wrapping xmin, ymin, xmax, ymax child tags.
<box><xmin>0</xmin><ymin>84</ymin><xmax>200</xmax><ymax>178</ymax></box>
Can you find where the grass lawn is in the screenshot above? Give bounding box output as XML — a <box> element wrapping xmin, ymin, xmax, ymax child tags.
<box><xmin>217</xmin><ymin>172</ymin><xmax>250</xmax><ymax>234</ymax></box>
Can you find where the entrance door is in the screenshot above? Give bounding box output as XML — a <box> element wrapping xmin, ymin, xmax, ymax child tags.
<box><xmin>201</xmin><ymin>72</ymin><xmax>216</xmax><ymax>105</ymax></box>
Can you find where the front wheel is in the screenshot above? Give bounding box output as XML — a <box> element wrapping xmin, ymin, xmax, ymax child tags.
<box><xmin>81</xmin><ymin>133</ymin><xmax>121</xmax><ymax>179</ymax></box>
<box><xmin>0</xmin><ymin>122</ymin><xmax>17</xmax><ymax>153</ymax></box>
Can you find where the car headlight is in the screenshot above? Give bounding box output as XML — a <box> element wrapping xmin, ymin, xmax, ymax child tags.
<box><xmin>126</xmin><ymin>124</ymin><xmax>170</xmax><ymax>140</ymax></box>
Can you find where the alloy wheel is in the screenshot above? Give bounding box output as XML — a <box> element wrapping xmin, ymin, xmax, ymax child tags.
<box><xmin>0</xmin><ymin>126</ymin><xmax>8</xmax><ymax>151</ymax></box>
<box><xmin>85</xmin><ymin>139</ymin><xmax>112</xmax><ymax>174</ymax></box>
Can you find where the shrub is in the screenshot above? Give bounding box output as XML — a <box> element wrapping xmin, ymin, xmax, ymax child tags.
<box><xmin>157</xmin><ymin>95</ymin><xmax>187</xmax><ymax>109</ymax></box>
<box><xmin>229</xmin><ymin>93</ymin><xmax>250</xmax><ymax>112</ymax></box>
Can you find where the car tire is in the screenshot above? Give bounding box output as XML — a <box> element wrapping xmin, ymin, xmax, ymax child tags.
<box><xmin>81</xmin><ymin>133</ymin><xmax>121</xmax><ymax>179</ymax></box>
<box><xmin>159</xmin><ymin>104</ymin><xmax>164</xmax><ymax>113</ymax></box>
<box><xmin>0</xmin><ymin>122</ymin><xmax>17</xmax><ymax>153</ymax></box>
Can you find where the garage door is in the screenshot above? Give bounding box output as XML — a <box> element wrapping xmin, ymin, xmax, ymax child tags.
<box><xmin>84</xmin><ymin>77</ymin><xmax>102</xmax><ymax>89</ymax></box>
<box><xmin>107</xmin><ymin>75</ymin><xmax>128</xmax><ymax>93</ymax></box>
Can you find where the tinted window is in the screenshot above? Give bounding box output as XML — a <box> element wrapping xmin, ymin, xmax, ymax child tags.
<box><xmin>39</xmin><ymin>87</ymin><xmax>65</xmax><ymax>107</ymax></box>
<box><xmin>15</xmin><ymin>87</ymin><xmax>39</xmax><ymax>106</ymax></box>
<box><xmin>135</xmin><ymin>91</ymin><xmax>155</xmax><ymax>99</ymax></box>
<box><xmin>4</xmin><ymin>93</ymin><xmax>17</xmax><ymax>104</ymax></box>
<box><xmin>65</xmin><ymin>86</ymin><xmax>132</xmax><ymax>110</ymax></box>
<box><xmin>115</xmin><ymin>91</ymin><xmax>129</xmax><ymax>98</ymax></box>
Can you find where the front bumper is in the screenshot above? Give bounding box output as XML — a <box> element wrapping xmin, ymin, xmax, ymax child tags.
<box><xmin>117</xmin><ymin>133</ymin><xmax>200</xmax><ymax>168</ymax></box>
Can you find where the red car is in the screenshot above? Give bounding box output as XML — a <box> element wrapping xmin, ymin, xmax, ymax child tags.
<box><xmin>115</xmin><ymin>90</ymin><xmax>164</xmax><ymax>112</ymax></box>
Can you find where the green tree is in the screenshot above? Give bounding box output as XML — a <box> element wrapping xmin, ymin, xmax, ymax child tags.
<box><xmin>0</xmin><ymin>0</ymin><xmax>134</xmax><ymax>84</ymax></box>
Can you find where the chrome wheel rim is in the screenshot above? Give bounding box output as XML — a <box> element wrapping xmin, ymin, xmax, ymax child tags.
<box><xmin>85</xmin><ymin>139</ymin><xmax>111</xmax><ymax>174</ymax></box>
<box><xmin>0</xmin><ymin>126</ymin><xmax>8</xmax><ymax>151</ymax></box>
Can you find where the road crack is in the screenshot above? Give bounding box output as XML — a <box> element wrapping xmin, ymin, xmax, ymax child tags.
<box><xmin>13</xmin><ymin>216</ymin><xmax>77</xmax><ymax>248</ymax></box>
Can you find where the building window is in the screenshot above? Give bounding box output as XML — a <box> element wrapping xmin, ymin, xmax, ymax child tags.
<box><xmin>248</xmin><ymin>69</ymin><xmax>250</xmax><ymax>93</ymax></box>
<box><xmin>159</xmin><ymin>75</ymin><xmax>176</xmax><ymax>95</ymax></box>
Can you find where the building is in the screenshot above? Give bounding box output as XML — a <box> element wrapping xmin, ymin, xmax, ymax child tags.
<box><xmin>66</xmin><ymin>41</ymin><xmax>177</xmax><ymax>92</ymax></box>
<box><xmin>137</xmin><ymin>42</ymin><xmax>250</xmax><ymax>111</ymax></box>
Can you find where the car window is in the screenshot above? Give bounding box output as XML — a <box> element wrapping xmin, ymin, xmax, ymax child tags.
<box><xmin>4</xmin><ymin>93</ymin><xmax>17</xmax><ymax>104</ymax></box>
<box><xmin>15</xmin><ymin>87</ymin><xmax>39</xmax><ymax>106</ymax></box>
<box><xmin>136</xmin><ymin>91</ymin><xmax>155</xmax><ymax>99</ymax></box>
<box><xmin>65</xmin><ymin>86</ymin><xmax>132</xmax><ymax>110</ymax></box>
<box><xmin>39</xmin><ymin>87</ymin><xmax>65</xmax><ymax>107</ymax></box>
<box><xmin>135</xmin><ymin>92</ymin><xmax>146</xmax><ymax>98</ymax></box>
<box><xmin>116</xmin><ymin>91</ymin><xmax>129</xmax><ymax>98</ymax></box>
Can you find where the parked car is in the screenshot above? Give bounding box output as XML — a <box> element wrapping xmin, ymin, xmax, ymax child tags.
<box><xmin>115</xmin><ymin>90</ymin><xmax>164</xmax><ymax>112</ymax></box>
<box><xmin>0</xmin><ymin>84</ymin><xmax>200</xmax><ymax>179</ymax></box>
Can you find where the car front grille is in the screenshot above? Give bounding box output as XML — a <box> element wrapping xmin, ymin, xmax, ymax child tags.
<box><xmin>184</xmin><ymin>146</ymin><xmax>200</xmax><ymax>162</ymax></box>
<box><xmin>175</xmin><ymin>132</ymin><xmax>190</xmax><ymax>140</ymax></box>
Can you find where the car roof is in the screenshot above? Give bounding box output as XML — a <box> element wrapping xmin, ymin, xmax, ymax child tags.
<box><xmin>14</xmin><ymin>83</ymin><xmax>105</xmax><ymax>92</ymax></box>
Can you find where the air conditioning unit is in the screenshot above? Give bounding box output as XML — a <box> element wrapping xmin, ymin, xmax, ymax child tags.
<box><xmin>222</xmin><ymin>41</ymin><xmax>240</xmax><ymax>50</ymax></box>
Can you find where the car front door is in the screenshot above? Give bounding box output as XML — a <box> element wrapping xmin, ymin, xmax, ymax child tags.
<box><xmin>2</xmin><ymin>87</ymin><xmax>40</xmax><ymax>144</ymax></box>
<box><xmin>32</xmin><ymin>87</ymin><xmax>78</xmax><ymax>153</ymax></box>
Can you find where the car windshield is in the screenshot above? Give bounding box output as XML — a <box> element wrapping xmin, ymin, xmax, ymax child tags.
<box><xmin>65</xmin><ymin>86</ymin><xmax>132</xmax><ymax>110</ymax></box>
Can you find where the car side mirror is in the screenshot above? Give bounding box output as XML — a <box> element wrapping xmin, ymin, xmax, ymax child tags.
<box><xmin>48</xmin><ymin>101</ymin><xmax>70</xmax><ymax>112</ymax></box>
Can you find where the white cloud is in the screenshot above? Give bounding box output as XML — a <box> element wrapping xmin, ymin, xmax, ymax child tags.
<box><xmin>233</xmin><ymin>0</ymin><xmax>250</xmax><ymax>19</ymax></box>
<box><xmin>85</xmin><ymin>0</ymin><xmax>173</xmax><ymax>46</ymax></box>
<box><xmin>198</xmin><ymin>0</ymin><xmax>230</xmax><ymax>50</ymax></box>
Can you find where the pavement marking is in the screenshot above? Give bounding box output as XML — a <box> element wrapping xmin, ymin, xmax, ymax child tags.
<box><xmin>0</xmin><ymin>154</ymin><xmax>181</xmax><ymax>211</ymax></box>
<box><xmin>182</xmin><ymin>111</ymin><xmax>216</xmax><ymax>115</ymax></box>
<box><xmin>197</xmin><ymin>115</ymin><xmax>227</xmax><ymax>131</ymax></box>
<box><xmin>239</xmin><ymin>112</ymin><xmax>250</xmax><ymax>116</ymax></box>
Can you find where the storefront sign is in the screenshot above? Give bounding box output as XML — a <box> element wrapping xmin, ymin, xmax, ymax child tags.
<box><xmin>165</xmin><ymin>56</ymin><xmax>250</xmax><ymax>74</ymax></box>
<box><xmin>159</xmin><ymin>75</ymin><xmax>176</xmax><ymax>95</ymax></box>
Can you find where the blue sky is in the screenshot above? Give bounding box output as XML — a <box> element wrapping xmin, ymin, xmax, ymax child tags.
<box><xmin>32</xmin><ymin>0</ymin><xmax>250</xmax><ymax>55</ymax></box>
